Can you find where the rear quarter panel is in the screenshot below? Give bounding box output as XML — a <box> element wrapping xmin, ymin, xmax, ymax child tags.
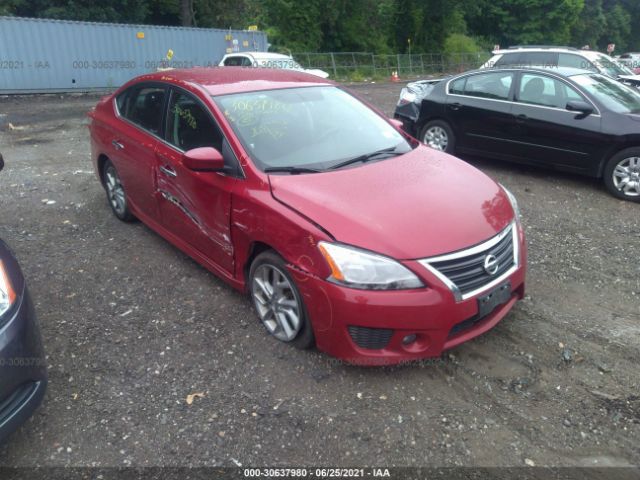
<box><xmin>416</xmin><ymin>85</ymin><xmax>449</xmax><ymax>133</ymax></box>
<box><xmin>88</xmin><ymin>95</ymin><xmax>118</xmax><ymax>183</ymax></box>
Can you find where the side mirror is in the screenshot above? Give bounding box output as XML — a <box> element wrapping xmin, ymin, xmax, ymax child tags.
<box><xmin>566</xmin><ymin>100</ymin><xmax>594</xmax><ymax>116</ymax></box>
<box><xmin>388</xmin><ymin>118</ymin><xmax>404</xmax><ymax>129</ymax></box>
<box><xmin>0</xmin><ymin>153</ymin><xmax>4</xmax><ymax>172</ymax></box>
<box><xmin>182</xmin><ymin>147</ymin><xmax>225</xmax><ymax>172</ymax></box>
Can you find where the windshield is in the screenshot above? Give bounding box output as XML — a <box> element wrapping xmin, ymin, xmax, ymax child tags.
<box><xmin>214</xmin><ymin>86</ymin><xmax>412</xmax><ymax>171</ymax></box>
<box><xmin>592</xmin><ymin>54</ymin><xmax>635</xmax><ymax>77</ymax></box>
<box><xmin>572</xmin><ymin>73</ymin><xmax>640</xmax><ymax>114</ymax></box>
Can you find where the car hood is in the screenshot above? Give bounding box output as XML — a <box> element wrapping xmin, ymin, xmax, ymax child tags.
<box><xmin>269</xmin><ymin>147</ymin><xmax>515</xmax><ymax>260</ymax></box>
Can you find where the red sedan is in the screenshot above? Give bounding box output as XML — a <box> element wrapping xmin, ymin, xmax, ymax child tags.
<box><xmin>88</xmin><ymin>67</ymin><xmax>526</xmax><ymax>365</ymax></box>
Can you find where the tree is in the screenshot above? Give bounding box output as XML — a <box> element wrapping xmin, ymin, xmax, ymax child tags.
<box><xmin>602</xmin><ymin>2</ymin><xmax>631</xmax><ymax>52</ymax></box>
<box><xmin>571</xmin><ymin>0</ymin><xmax>606</xmax><ymax>49</ymax></box>
<box><xmin>260</xmin><ymin>0</ymin><xmax>323</xmax><ymax>52</ymax></box>
<box><xmin>2</xmin><ymin>0</ymin><xmax>638</xmax><ymax>54</ymax></box>
<box><xmin>467</xmin><ymin>0</ymin><xmax>584</xmax><ymax>47</ymax></box>
<box><xmin>180</xmin><ymin>0</ymin><xmax>194</xmax><ymax>26</ymax></box>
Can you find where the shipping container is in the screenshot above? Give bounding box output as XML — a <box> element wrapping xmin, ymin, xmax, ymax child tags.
<box><xmin>0</xmin><ymin>16</ymin><xmax>268</xmax><ymax>93</ymax></box>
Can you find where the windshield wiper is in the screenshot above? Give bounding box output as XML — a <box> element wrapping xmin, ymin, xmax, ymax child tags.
<box><xmin>328</xmin><ymin>145</ymin><xmax>403</xmax><ymax>170</ymax></box>
<box><xmin>264</xmin><ymin>166</ymin><xmax>322</xmax><ymax>174</ymax></box>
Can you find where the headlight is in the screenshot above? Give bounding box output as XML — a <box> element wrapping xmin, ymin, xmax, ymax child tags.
<box><xmin>0</xmin><ymin>261</ymin><xmax>16</xmax><ymax>317</ymax></box>
<box><xmin>318</xmin><ymin>242</ymin><xmax>424</xmax><ymax>290</ymax></box>
<box><xmin>500</xmin><ymin>184</ymin><xmax>521</xmax><ymax>220</ymax></box>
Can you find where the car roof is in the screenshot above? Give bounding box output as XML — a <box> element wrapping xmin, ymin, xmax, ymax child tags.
<box><xmin>467</xmin><ymin>65</ymin><xmax>594</xmax><ymax>78</ymax></box>
<box><xmin>493</xmin><ymin>47</ymin><xmax>610</xmax><ymax>60</ymax></box>
<box><xmin>225</xmin><ymin>52</ymin><xmax>292</xmax><ymax>60</ymax></box>
<box><xmin>134</xmin><ymin>66</ymin><xmax>332</xmax><ymax>96</ymax></box>
<box><xmin>494</xmin><ymin>47</ymin><xmax>579</xmax><ymax>54</ymax></box>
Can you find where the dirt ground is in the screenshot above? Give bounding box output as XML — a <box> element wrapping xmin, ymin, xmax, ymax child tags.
<box><xmin>0</xmin><ymin>82</ymin><xmax>638</xmax><ymax>469</ymax></box>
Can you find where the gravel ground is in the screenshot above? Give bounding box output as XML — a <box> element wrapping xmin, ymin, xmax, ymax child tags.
<box><xmin>0</xmin><ymin>82</ymin><xmax>638</xmax><ymax>468</ymax></box>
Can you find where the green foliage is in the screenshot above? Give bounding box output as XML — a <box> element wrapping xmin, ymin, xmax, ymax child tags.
<box><xmin>443</xmin><ymin>34</ymin><xmax>483</xmax><ymax>56</ymax></box>
<box><xmin>1</xmin><ymin>0</ymin><xmax>639</xmax><ymax>52</ymax></box>
<box><xmin>259</xmin><ymin>0</ymin><xmax>322</xmax><ymax>52</ymax></box>
<box><xmin>466</xmin><ymin>0</ymin><xmax>585</xmax><ymax>47</ymax></box>
<box><xmin>571</xmin><ymin>0</ymin><xmax>606</xmax><ymax>49</ymax></box>
<box><xmin>603</xmin><ymin>3</ymin><xmax>631</xmax><ymax>52</ymax></box>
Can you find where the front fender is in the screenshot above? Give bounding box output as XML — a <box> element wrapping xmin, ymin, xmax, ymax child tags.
<box><xmin>230</xmin><ymin>185</ymin><xmax>333</xmax><ymax>288</ymax></box>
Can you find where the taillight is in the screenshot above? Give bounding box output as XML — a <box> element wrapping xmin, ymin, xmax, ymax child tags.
<box><xmin>398</xmin><ymin>88</ymin><xmax>417</xmax><ymax>105</ymax></box>
<box><xmin>0</xmin><ymin>261</ymin><xmax>16</xmax><ymax>317</ymax></box>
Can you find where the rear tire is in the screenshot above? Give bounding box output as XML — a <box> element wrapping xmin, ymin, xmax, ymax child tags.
<box><xmin>420</xmin><ymin>120</ymin><xmax>456</xmax><ymax>154</ymax></box>
<box><xmin>249</xmin><ymin>251</ymin><xmax>315</xmax><ymax>350</ymax></box>
<box><xmin>103</xmin><ymin>160</ymin><xmax>136</xmax><ymax>222</ymax></box>
<box><xmin>603</xmin><ymin>148</ymin><xmax>640</xmax><ymax>202</ymax></box>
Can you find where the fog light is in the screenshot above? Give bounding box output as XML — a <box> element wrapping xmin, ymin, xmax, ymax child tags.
<box><xmin>402</xmin><ymin>334</ymin><xmax>417</xmax><ymax>345</ymax></box>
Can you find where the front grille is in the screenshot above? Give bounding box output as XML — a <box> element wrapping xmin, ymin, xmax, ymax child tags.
<box><xmin>421</xmin><ymin>224</ymin><xmax>517</xmax><ymax>298</ymax></box>
<box><xmin>348</xmin><ymin>326</ymin><xmax>393</xmax><ymax>350</ymax></box>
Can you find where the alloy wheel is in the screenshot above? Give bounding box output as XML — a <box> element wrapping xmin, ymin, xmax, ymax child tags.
<box><xmin>612</xmin><ymin>156</ymin><xmax>640</xmax><ymax>197</ymax></box>
<box><xmin>105</xmin><ymin>166</ymin><xmax>127</xmax><ymax>216</ymax></box>
<box><xmin>251</xmin><ymin>264</ymin><xmax>302</xmax><ymax>342</ymax></box>
<box><xmin>424</xmin><ymin>126</ymin><xmax>448</xmax><ymax>151</ymax></box>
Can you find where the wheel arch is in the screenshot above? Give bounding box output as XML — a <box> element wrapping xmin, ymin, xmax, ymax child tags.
<box><xmin>597</xmin><ymin>142</ymin><xmax>640</xmax><ymax>178</ymax></box>
<box><xmin>417</xmin><ymin>116</ymin><xmax>450</xmax><ymax>138</ymax></box>
<box><xmin>97</xmin><ymin>154</ymin><xmax>110</xmax><ymax>186</ymax></box>
<box><xmin>243</xmin><ymin>241</ymin><xmax>277</xmax><ymax>292</ymax></box>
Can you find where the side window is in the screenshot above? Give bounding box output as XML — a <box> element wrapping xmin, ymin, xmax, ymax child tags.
<box><xmin>564</xmin><ymin>85</ymin><xmax>584</xmax><ymax>102</ymax></box>
<box><xmin>449</xmin><ymin>77</ymin><xmax>466</xmax><ymax>95</ymax></box>
<box><xmin>115</xmin><ymin>90</ymin><xmax>128</xmax><ymax>114</ymax></box>
<box><xmin>166</xmin><ymin>90</ymin><xmax>223</xmax><ymax>152</ymax></box>
<box><xmin>241</xmin><ymin>57</ymin><xmax>254</xmax><ymax>67</ymax></box>
<box><xmin>120</xmin><ymin>86</ymin><xmax>166</xmax><ymax>135</ymax></box>
<box><xmin>519</xmin><ymin>52</ymin><xmax>558</xmax><ymax>67</ymax></box>
<box><xmin>224</xmin><ymin>56</ymin><xmax>243</xmax><ymax>66</ymax></box>
<box><xmin>559</xmin><ymin>53</ymin><xmax>588</xmax><ymax>70</ymax></box>
<box><xmin>463</xmin><ymin>72</ymin><xmax>513</xmax><ymax>100</ymax></box>
<box><xmin>494</xmin><ymin>53</ymin><xmax>521</xmax><ymax>67</ymax></box>
<box><xmin>517</xmin><ymin>74</ymin><xmax>584</xmax><ymax>109</ymax></box>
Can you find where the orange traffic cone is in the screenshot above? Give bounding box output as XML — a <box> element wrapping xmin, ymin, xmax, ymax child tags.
<box><xmin>391</xmin><ymin>70</ymin><xmax>399</xmax><ymax>82</ymax></box>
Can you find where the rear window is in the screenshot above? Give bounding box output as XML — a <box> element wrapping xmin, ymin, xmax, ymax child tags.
<box><xmin>223</xmin><ymin>56</ymin><xmax>247</xmax><ymax>67</ymax></box>
<box><xmin>495</xmin><ymin>51</ymin><xmax>559</xmax><ymax>68</ymax></box>
<box><xmin>494</xmin><ymin>53</ymin><xmax>522</xmax><ymax>67</ymax></box>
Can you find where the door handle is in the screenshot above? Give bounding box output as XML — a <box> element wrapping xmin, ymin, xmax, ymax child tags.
<box><xmin>160</xmin><ymin>165</ymin><xmax>177</xmax><ymax>178</ymax></box>
<box><xmin>516</xmin><ymin>114</ymin><xmax>528</xmax><ymax>124</ymax></box>
<box><xmin>448</xmin><ymin>102</ymin><xmax>462</xmax><ymax>111</ymax></box>
<box><xmin>112</xmin><ymin>140</ymin><xmax>124</xmax><ymax>150</ymax></box>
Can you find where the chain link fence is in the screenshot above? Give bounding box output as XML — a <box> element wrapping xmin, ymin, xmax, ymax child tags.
<box><xmin>293</xmin><ymin>52</ymin><xmax>492</xmax><ymax>80</ymax></box>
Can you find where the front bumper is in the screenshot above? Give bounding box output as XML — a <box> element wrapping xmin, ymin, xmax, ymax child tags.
<box><xmin>292</xmin><ymin>225</ymin><xmax>527</xmax><ymax>366</ymax></box>
<box><xmin>0</xmin><ymin>287</ymin><xmax>47</xmax><ymax>443</ymax></box>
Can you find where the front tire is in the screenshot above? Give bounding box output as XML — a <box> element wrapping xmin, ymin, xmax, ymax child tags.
<box><xmin>103</xmin><ymin>160</ymin><xmax>136</xmax><ymax>221</ymax></box>
<box><xmin>249</xmin><ymin>251</ymin><xmax>314</xmax><ymax>349</ymax></box>
<box><xmin>420</xmin><ymin>120</ymin><xmax>456</xmax><ymax>153</ymax></box>
<box><xmin>603</xmin><ymin>148</ymin><xmax>640</xmax><ymax>202</ymax></box>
